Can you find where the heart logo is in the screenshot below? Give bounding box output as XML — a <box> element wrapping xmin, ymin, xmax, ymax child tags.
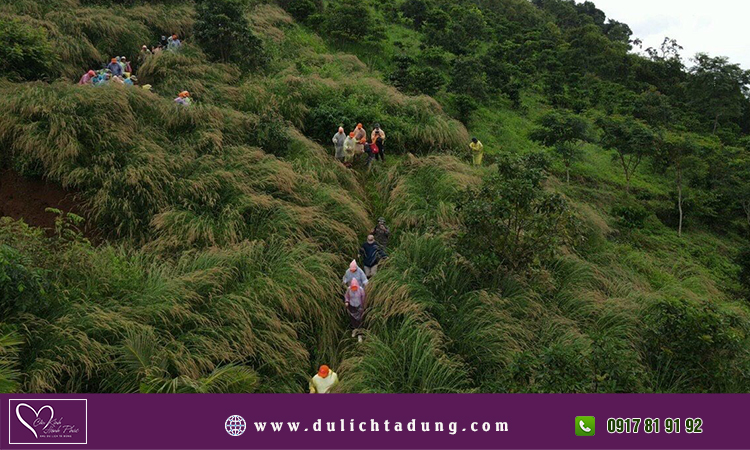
<box><xmin>15</xmin><ymin>403</ymin><xmax>54</xmax><ymax>439</ymax></box>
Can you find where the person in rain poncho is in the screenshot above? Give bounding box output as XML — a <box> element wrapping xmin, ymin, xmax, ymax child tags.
<box><xmin>93</xmin><ymin>71</ymin><xmax>110</xmax><ymax>86</ymax></box>
<box><xmin>309</xmin><ymin>365</ymin><xmax>339</xmax><ymax>394</ymax></box>
<box><xmin>470</xmin><ymin>137</ymin><xmax>484</xmax><ymax>166</ymax></box>
<box><xmin>332</xmin><ymin>127</ymin><xmax>347</xmax><ymax>162</ymax></box>
<box><xmin>107</xmin><ymin>58</ymin><xmax>123</xmax><ymax>77</ymax></box>
<box><xmin>353</xmin><ymin>123</ymin><xmax>366</xmax><ymax>154</ymax></box>
<box><xmin>124</xmin><ymin>74</ymin><xmax>135</xmax><ymax>86</ymax></box>
<box><xmin>343</xmin><ymin>132</ymin><xmax>357</xmax><ymax>167</ymax></box>
<box><xmin>363</xmin><ymin>139</ymin><xmax>379</xmax><ymax>172</ymax></box>
<box><xmin>371</xmin><ymin>123</ymin><xmax>386</xmax><ymax>162</ymax></box>
<box><xmin>342</xmin><ymin>260</ymin><xmax>368</xmax><ymax>288</ymax></box>
<box><xmin>169</xmin><ymin>34</ymin><xmax>182</xmax><ymax>50</ymax></box>
<box><xmin>122</xmin><ymin>57</ymin><xmax>132</xmax><ymax>74</ymax></box>
<box><xmin>359</xmin><ymin>235</ymin><xmax>388</xmax><ymax>278</ymax></box>
<box><xmin>372</xmin><ymin>217</ymin><xmax>390</xmax><ymax>249</ymax></box>
<box><xmin>345</xmin><ymin>278</ymin><xmax>366</xmax><ymax>336</ymax></box>
<box><xmin>174</xmin><ymin>91</ymin><xmax>192</xmax><ymax>106</ymax></box>
<box><xmin>138</xmin><ymin>45</ymin><xmax>151</xmax><ymax>68</ymax></box>
<box><xmin>78</xmin><ymin>70</ymin><xmax>96</xmax><ymax>85</ymax></box>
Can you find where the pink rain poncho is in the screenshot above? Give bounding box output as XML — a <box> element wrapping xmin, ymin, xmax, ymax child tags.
<box><xmin>345</xmin><ymin>278</ymin><xmax>366</xmax><ymax>329</ymax></box>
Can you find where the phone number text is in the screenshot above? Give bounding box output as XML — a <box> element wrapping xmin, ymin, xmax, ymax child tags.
<box><xmin>607</xmin><ymin>418</ymin><xmax>703</xmax><ymax>434</ymax></box>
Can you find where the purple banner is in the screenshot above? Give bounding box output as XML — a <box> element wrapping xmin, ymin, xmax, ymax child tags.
<box><xmin>0</xmin><ymin>394</ymin><xmax>746</xmax><ymax>449</ymax></box>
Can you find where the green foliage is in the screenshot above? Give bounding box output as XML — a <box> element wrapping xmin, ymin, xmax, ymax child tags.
<box><xmin>321</xmin><ymin>0</ymin><xmax>385</xmax><ymax>45</ymax></box>
<box><xmin>611</xmin><ymin>202</ymin><xmax>650</xmax><ymax>230</ymax></box>
<box><xmin>689</xmin><ymin>54</ymin><xmax>750</xmax><ymax>134</ymax></box>
<box><xmin>598</xmin><ymin>115</ymin><xmax>656</xmax><ymax>190</ymax></box>
<box><xmin>736</xmin><ymin>245</ymin><xmax>750</xmax><ymax>298</ymax></box>
<box><xmin>530</xmin><ymin>110</ymin><xmax>592</xmax><ymax>182</ymax></box>
<box><xmin>0</xmin><ymin>329</ymin><xmax>23</xmax><ymax>393</ymax></box>
<box><xmin>457</xmin><ymin>153</ymin><xmax>576</xmax><ymax>272</ymax></box>
<box><xmin>194</xmin><ymin>0</ymin><xmax>266</xmax><ymax>68</ymax></box>
<box><xmin>276</xmin><ymin>0</ymin><xmax>323</xmax><ymax>22</ymax></box>
<box><xmin>1</xmin><ymin>0</ymin><xmax>750</xmax><ymax>395</ymax></box>
<box><xmin>644</xmin><ymin>297</ymin><xmax>750</xmax><ymax>391</ymax></box>
<box><xmin>425</xmin><ymin>5</ymin><xmax>486</xmax><ymax>55</ymax></box>
<box><xmin>0</xmin><ymin>18</ymin><xmax>59</xmax><ymax>81</ymax></box>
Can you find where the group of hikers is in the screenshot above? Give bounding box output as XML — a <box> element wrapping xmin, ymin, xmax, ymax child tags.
<box><xmin>310</xmin><ymin>217</ymin><xmax>391</xmax><ymax>393</ymax></box>
<box><xmin>331</xmin><ymin>122</ymin><xmax>483</xmax><ymax>168</ymax></box>
<box><xmin>78</xmin><ymin>56</ymin><xmax>141</xmax><ymax>88</ymax></box>
<box><xmin>76</xmin><ymin>34</ymin><xmax>191</xmax><ymax>106</ymax></box>
<box><xmin>332</xmin><ymin>123</ymin><xmax>386</xmax><ymax>170</ymax></box>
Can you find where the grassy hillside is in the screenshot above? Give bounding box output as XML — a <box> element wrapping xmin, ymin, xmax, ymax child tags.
<box><xmin>1</xmin><ymin>0</ymin><xmax>750</xmax><ymax>393</ymax></box>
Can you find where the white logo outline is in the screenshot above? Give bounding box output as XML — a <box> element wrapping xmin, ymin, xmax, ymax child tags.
<box><xmin>15</xmin><ymin>403</ymin><xmax>55</xmax><ymax>438</ymax></box>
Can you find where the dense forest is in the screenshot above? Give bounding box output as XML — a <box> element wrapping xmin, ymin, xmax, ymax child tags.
<box><xmin>1</xmin><ymin>0</ymin><xmax>750</xmax><ymax>393</ymax></box>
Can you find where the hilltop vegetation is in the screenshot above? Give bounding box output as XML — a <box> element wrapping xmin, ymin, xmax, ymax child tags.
<box><xmin>1</xmin><ymin>0</ymin><xmax>750</xmax><ymax>393</ymax></box>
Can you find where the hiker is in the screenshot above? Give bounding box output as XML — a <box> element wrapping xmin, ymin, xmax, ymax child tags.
<box><xmin>372</xmin><ymin>217</ymin><xmax>390</xmax><ymax>248</ymax></box>
<box><xmin>342</xmin><ymin>260</ymin><xmax>368</xmax><ymax>288</ymax></box>
<box><xmin>345</xmin><ymin>278</ymin><xmax>366</xmax><ymax>337</ymax></box>
<box><xmin>359</xmin><ymin>235</ymin><xmax>387</xmax><ymax>278</ymax></box>
<box><xmin>152</xmin><ymin>45</ymin><xmax>162</xmax><ymax>55</ymax></box>
<box><xmin>332</xmin><ymin>127</ymin><xmax>346</xmax><ymax>162</ymax></box>
<box><xmin>371</xmin><ymin>123</ymin><xmax>386</xmax><ymax>161</ymax></box>
<box><xmin>137</xmin><ymin>46</ymin><xmax>151</xmax><ymax>70</ymax></box>
<box><xmin>107</xmin><ymin>58</ymin><xmax>123</xmax><ymax>77</ymax></box>
<box><xmin>94</xmin><ymin>71</ymin><xmax>110</xmax><ymax>86</ymax></box>
<box><xmin>470</xmin><ymin>137</ymin><xmax>484</xmax><ymax>166</ymax></box>
<box><xmin>78</xmin><ymin>70</ymin><xmax>96</xmax><ymax>85</ymax></box>
<box><xmin>124</xmin><ymin>74</ymin><xmax>136</xmax><ymax>86</ymax></box>
<box><xmin>309</xmin><ymin>365</ymin><xmax>339</xmax><ymax>394</ymax></box>
<box><xmin>174</xmin><ymin>91</ymin><xmax>192</xmax><ymax>106</ymax></box>
<box><xmin>354</xmin><ymin>123</ymin><xmax>366</xmax><ymax>155</ymax></box>
<box><xmin>116</xmin><ymin>56</ymin><xmax>126</xmax><ymax>73</ymax></box>
<box><xmin>343</xmin><ymin>132</ymin><xmax>357</xmax><ymax>168</ymax></box>
<box><xmin>122</xmin><ymin>57</ymin><xmax>132</xmax><ymax>74</ymax></box>
<box><xmin>169</xmin><ymin>34</ymin><xmax>182</xmax><ymax>51</ymax></box>
<box><xmin>364</xmin><ymin>140</ymin><xmax>378</xmax><ymax>171</ymax></box>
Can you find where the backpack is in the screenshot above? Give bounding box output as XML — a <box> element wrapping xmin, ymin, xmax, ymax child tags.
<box><xmin>371</xmin><ymin>142</ymin><xmax>379</xmax><ymax>154</ymax></box>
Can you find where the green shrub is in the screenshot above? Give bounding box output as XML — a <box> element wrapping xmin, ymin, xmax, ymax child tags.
<box><xmin>0</xmin><ymin>329</ymin><xmax>22</xmax><ymax>393</ymax></box>
<box><xmin>276</xmin><ymin>0</ymin><xmax>322</xmax><ymax>22</ymax></box>
<box><xmin>643</xmin><ymin>296</ymin><xmax>750</xmax><ymax>391</ymax></box>
<box><xmin>194</xmin><ymin>0</ymin><xmax>267</xmax><ymax>68</ymax></box>
<box><xmin>321</xmin><ymin>0</ymin><xmax>385</xmax><ymax>45</ymax></box>
<box><xmin>0</xmin><ymin>19</ymin><xmax>59</xmax><ymax>81</ymax></box>
<box><xmin>457</xmin><ymin>153</ymin><xmax>575</xmax><ymax>273</ymax></box>
<box><xmin>612</xmin><ymin>202</ymin><xmax>650</xmax><ymax>230</ymax></box>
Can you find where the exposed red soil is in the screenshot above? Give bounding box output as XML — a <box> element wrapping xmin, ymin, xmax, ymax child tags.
<box><xmin>0</xmin><ymin>169</ymin><xmax>93</xmax><ymax>236</ymax></box>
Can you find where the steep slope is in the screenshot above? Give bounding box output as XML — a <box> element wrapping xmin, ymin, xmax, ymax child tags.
<box><xmin>1</xmin><ymin>0</ymin><xmax>750</xmax><ymax>394</ymax></box>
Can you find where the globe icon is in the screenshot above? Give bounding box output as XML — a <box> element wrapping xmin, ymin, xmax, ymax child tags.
<box><xmin>225</xmin><ymin>415</ymin><xmax>246</xmax><ymax>436</ymax></box>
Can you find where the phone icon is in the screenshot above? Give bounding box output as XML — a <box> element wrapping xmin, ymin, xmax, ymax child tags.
<box><xmin>575</xmin><ymin>416</ymin><xmax>595</xmax><ymax>436</ymax></box>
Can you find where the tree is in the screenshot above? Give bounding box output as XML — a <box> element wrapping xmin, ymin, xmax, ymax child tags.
<box><xmin>654</xmin><ymin>132</ymin><xmax>703</xmax><ymax>237</ymax></box>
<box><xmin>456</xmin><ymin>153</ymin><xmax>575</xmax><ymax>272</ymax></box>
<box><xmin>277</xmin><ymin>0</ymin><xmax>323</xmax><ymax>22</ymax></box>
<box><xmin>323</xmin><ymin>0</ymin><xmax>384</xmax><ymax>45</ymax></box>
<box><xmin>530</xmin><ymin>110</ymin><xmax>592</xmax><ymax>182</ymax></box>
<box><xmin>425</xmin><ymin>5</ymin><xmax>486</xmax><ymax>55</ymax></box>
<box><xmin>689</xmin><ymin>53</ymin><xmax>750</xmax><ymax>134</ymax></box>
<box><xmin>400</xmin><ymin>0</ymin><xmax>433</xmax><ymax>29</ymax></box>
<box><xmin>194</xmin><ymin>0</ymin><xmax>265</xmax><ymax>68</ymax></box>
<box><xmin>449</xmin><ymin>55</ymin><xmax>489</xmax><ymax>99</ymax></box>
<box><xmin>0</xmin><ymin>19</ymin><xmax>59</xmax><ymax>81</ymax></box>
<box><xmin>598</xmin><ymin>115</ymin><xmax>656</xmax><ymax>191</ymax></box>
